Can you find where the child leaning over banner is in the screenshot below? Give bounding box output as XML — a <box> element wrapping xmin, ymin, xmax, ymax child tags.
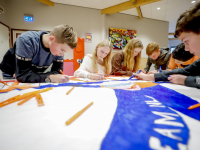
<box><xmin>110</xmin><ymin>38</ymin><xmax>143</xmax><ymax>76</ymax></box>
<box><xmin>0</xmin><ymin>24</ymin><xmax>77</xmax><ymax>83</ymax></box>
<box><xmin>167</xmin><ymin>43</ymin><xmax>199</xmax><ymax>71</ymax></box>
<box><xmin>143</xmin><ymin>42</ymin><xmax>171</xmax><ymax>74</ymax></box>
<box><xmin>133</xmin><ymin>2</ymin><xmax>200</xmax><ymax>89</ymax></box>
<box><xmin>74</xmin><ymin>39</ymin><xmax>113</xmax><ymax>80</ymax></box>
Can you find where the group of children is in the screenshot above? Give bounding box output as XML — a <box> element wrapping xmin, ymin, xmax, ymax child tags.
<box><xmin>1</xmin><ymin>2</ymin><xmax>200</xmax><ymax>89</ymax></box>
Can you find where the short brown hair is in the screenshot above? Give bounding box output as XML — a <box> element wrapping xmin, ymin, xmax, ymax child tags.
<box><xmin>50</xmin><ymin>24</ymin><xmax>77</xmax><ymax>49</ymax></box>
<box><xmin>175</xmin><ymin>2</ymin><xmax>200</xmax><ymax>38</ymax></box>
<box><xmin>146</xmin><ymin>42</ymin><xmax>159</xmax><ymax>56</ymax></box>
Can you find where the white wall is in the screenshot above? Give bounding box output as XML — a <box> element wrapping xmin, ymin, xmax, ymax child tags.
<box><xmin>1</xmin><ymin>0</ymin><xmax>169</xmax><ymax>61</ymax></box>
<box><xmin>0</xmin><ymin>23</ymin><xmax>10</xmax><ymax>62</ymax></box>
<box><xmin>0</xmin><ymin>0</ymin><xmax>10</xmax><ymax>65</ymax></box>
<box><xmin>0</xmin><ymin>0</ymin><xmax>8</xmax><ymax>25</ymax></box>
<box><xmin>4</xmin><ymin>0</ymin><xmax>105</xmax><ymax>60</ymax></box>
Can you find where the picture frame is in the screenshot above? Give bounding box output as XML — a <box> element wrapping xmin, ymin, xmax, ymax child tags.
<box><xmin>11</xmin><ymin>29</ymin><xmax>29</xmax><ymax>47</ymax></box>
<box><xmin>109</xmin><ymin>28</ymin><xmax>137</xmax><ymax>50</ymax></box>
<box><xmin>11</xmin><ymin>28</ymin><xmax>50</xmax><ymax>47</ymax></box>
<box><xmin>85</xmin><ymin>33</ymin><xmax>92</xmax><ymax>43</ymax></box>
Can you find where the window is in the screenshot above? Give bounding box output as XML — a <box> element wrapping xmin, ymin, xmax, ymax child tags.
<box><xmin>170</xmin><ymin>46</ymin><xmax>176</xmax><ymax>53</ymax></box>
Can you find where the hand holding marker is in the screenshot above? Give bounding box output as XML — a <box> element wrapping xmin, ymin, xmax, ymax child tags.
<box><xmin>60</xmin><ymin>70</ymin><xmax>65</xmax><ymax>75</ymax></box>
<box><xmin>129</xmin><ymin>70</ymin><xmax>142</xmax><ymax>80</ymax></box>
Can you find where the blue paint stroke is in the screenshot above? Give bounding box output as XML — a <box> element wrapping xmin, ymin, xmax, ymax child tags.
<box><xmin>101</xmin><ymin>85</ymin><xmax>192</xmax><ymax>150</ymax></box>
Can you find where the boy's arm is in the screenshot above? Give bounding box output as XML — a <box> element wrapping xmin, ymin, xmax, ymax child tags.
<box><xmin>144</xmin><ymin>57</ymin><xmax>152</xmax><ymax>73</ymax></box>
<box><xmin>154</xmin><ymin>59</ymin><xmax>200</xmax><ymax>88</ymax></box>
<box><xmin>51</xmin><ymin>57</ymin><xmax>63</xmax><ymax>74</ymax></box>
<box><xmin>15</xmin><ymin>36</ymin><xmax>54</xmax><ymax>83</ymax></box>
<box><xmin>184</xmin><ymin>76</ymin><xmax>200</xmax><ymax>88</ymax></box>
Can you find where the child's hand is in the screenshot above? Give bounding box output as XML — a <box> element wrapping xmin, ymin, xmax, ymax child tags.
<box><xmin>89</xmin><ymin>73</ymin><xmax>104</xmax><ymax>80</ymax></box>
<box><xmin>167</xmin><ymin>74</ymin><xmax>187</xmax><ymax>85</ymax></box>
<box><xmin>142</xmin><ymin>70</ymin><xmax>147</xmax><ymax>74</ymax></box>
<box><xmin>147</xmin><ymin>70</ymin><xmax>159</xmax><ymax>74</ymax></box>
<box><xmin>132</xmin><ymin>72</ymin><xmax>155</xmax><ymax>81</ymax></box>
<box><xmin>97</xmin><ymin>59</ymin><xmax>103</xmax><ymax>65</ymax></box>
<box><xmin>49</xmin><ymin>74</ymin><xmax>70</xmax><ymax>83</ymax></box>
<box><xmin>166</xmin><ymin>69</ymin><xmax>172</xmax><ymax>71</ymax></box>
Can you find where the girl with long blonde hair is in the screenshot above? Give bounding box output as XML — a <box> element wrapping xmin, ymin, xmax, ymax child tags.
<box><xmin>110</xmin><ymin>38</ymin><xmax>143</xmax><ymax>76</ymax></box>
<box><xmin>74</xmin><ymin>39</ymin><xmax>113</xmax><ymax>80</ymax></box>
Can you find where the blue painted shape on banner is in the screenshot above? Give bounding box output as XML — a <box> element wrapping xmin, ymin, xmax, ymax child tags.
<box><xmin>142</xmin><ymin>85</ymin><xmax>200</xmax><ymax>120</ymax></box>
<box><xmin>35</xmin><ymin>80</ymin><xmax>134</xmax><ymax>89</ymax></box>
<box><xmin>37</xmin><ymin>82</ymin><xmax>101</xmax><ymax>89</ymax></box>
<box><xmin>28</xmin><ymin>80</ymin><xmax>198</xmax><ymax>149</ymax></box>
<box><xmin>100</xmin><ymin>84</ymin><xmax>198</xmax><ymax>150</ymax></box>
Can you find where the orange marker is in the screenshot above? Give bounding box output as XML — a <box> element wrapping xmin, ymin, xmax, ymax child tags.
<box><xmin>11</xmin><ymin>81</ymin><xmax>19</xmax><ymax>86</ymax></box>
<box><xmin>66</xmin><ymin>102</ymin><xmax>93</xmax><ymax>125</ymax></box>
<box><xmin>36</xmin><ymin>93</ymin><xmax>44</xmax><ymax>106</ymax></box>
<box><xmin>0</xmin><ymin>95</ymin><xmax>20</xmax><ymax>105</ymax></box>
<box><xmin>0</xmin><ymin>87</ymin><xmax>15</xmax><ymax>93</ymax></box>
<box><xmin>0</xmin><ymin>81</ymin><xmax>9</xmax><ymax>86</ymax></box>
<box><xmin>60</xmin><ymin>70</ymin><xmax>65</xmax><ymax>75</ymax></box>
<box><xmin>188</xmin><ymin>103</ymin><xmax>200</xmax><ymax>110</ymax></box>
<box><xmin>66</xmin><ymin>87</ymin><xmax>74</xmax><ymax>95</ymax></box>
<box><xmin>17</xmin><ymin>94</ymin><xmax>36</xmax><ymax>106</ymax></box>
<box><xmin>16</xmin><ymin>91</ymin><xmax>38</xmax><ymax>101</ymax></box>
<box><xmin>14</xmin><ymin>87</ymin><xmax>53</xmax><ymax>102</ymax></box>
<box><xmin>0</xmin><ymin>95</ymin><xmax>21</xmax><ymax>107</ymax></box>
<box><xmin>131</xmin><ymin>84</ymin><xmax>137</xmax><ymax>89</ymax></box>
<box><xmin>0</xmin><ymin>87</ymin><xmax>53</xmax><ymax>107</ymax></box>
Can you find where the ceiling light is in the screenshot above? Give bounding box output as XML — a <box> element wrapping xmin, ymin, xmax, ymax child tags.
<box><xmin>157</xmin><ymin>7</ymin><xmax>160</xmax><ymax>10</ymax></box>
<box><xmin>191</xmin><ymin>1</ymin><xmax>196</xmax><ymax>3</ymax></box>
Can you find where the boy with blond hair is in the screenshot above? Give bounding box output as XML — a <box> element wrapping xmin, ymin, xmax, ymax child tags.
<box><xmin>144</xmin><ymin>42</ymin><xmax>171</xmax><ymax>74</ymax></box>
<box><xmin>0</xmin><ymin>24</ymin><xmax>77</xmax><ymax>83</ymax></box>
<box><xmin>133</xmin><ymin>2</ymin><xmax>200</xmax><ymax>88</ymax></box>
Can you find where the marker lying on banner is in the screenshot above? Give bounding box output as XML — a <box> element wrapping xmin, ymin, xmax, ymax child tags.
<box><xmin>66</xmin><ymin>102</ymin><xmax>93</xmax><ymax>125</ymax></box>
<box><xmin>188</xmin><ymin>103</ymin><xmax>200</xmax><ymax>110</ymax></box>
<box><xmin>66</xmin><ymin>87</ymin><xmax>75</xmax><ymax>95</ymax></box>
<box><xmin>0</xmin><ymin>80</ymin><xmax>9</xmax><ymax>86</ymax></box>
<box><xmin>129</xmin><ymin>70</ymin><xmax>142</xmax><ymax>80</ymax></box>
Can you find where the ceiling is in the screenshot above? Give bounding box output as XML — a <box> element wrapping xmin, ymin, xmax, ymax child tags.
<box><xmin>50</xmin><ymin>0</ymin><xmax>199</xmax><ymax>35</ymax></box>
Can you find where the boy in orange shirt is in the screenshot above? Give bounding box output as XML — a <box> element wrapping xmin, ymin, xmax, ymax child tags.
<box><xmin>167</xmin><ymin>43</ymin><xmax>199</xmax><ymax>70</ymax></box>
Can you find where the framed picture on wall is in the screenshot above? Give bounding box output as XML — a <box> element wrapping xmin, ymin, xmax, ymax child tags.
<box><xmin>11</xmin><ymin>29</ymin><xmax>29</xmax><ymax>47</ymax></box>
<box><xmin>11</xmin><ymin>29</ymin><xmax>50</xmax><ymax>47</ymax></box>
<box><xmin>109</xmin><ymin>28</ymin><xmax>137</xmax><ymax>50</ymax></box>
<box><xmin>85</xmin><ymin>33</ymin><xmax>92</xmax><ymax>43</ymax></box>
